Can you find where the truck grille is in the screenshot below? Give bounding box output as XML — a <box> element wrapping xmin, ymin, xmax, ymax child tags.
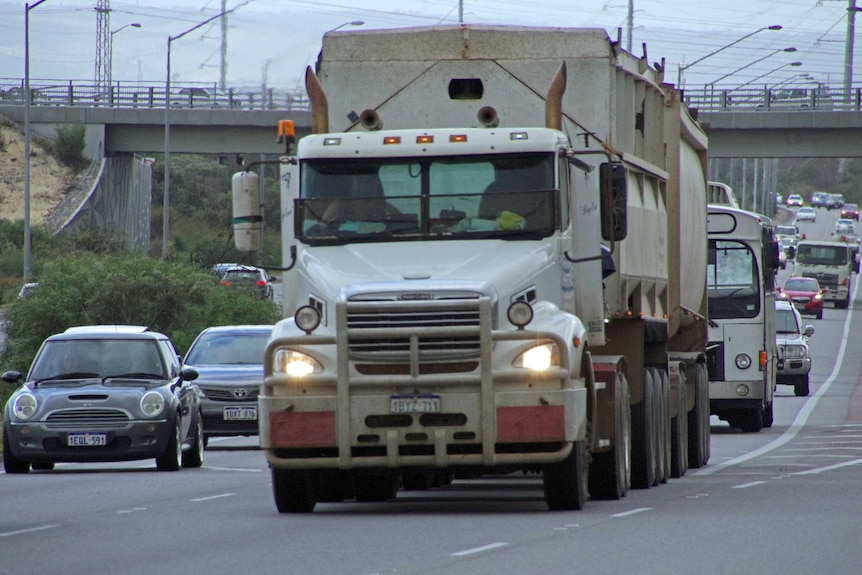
<box><xmin>802</xmin><ymin>272</ymin><xmax>838</xmax><ymax>288</ymax></box>
<box><xmin>44</xmin><ymin>408</ymin><xmax>131</xmax><ymax>428</ymax></box>
<box><xmin>345</xmin><ymin>297</ymin><xmax>484</xmax><ymax>360</ymax></box>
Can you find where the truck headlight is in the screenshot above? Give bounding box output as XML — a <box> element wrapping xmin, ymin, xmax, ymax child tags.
<box><xmin>12</xmin><ymin>393</ymin><xmax>38</xmax><ymax>420</ymax></box>
<box><xmin>735</xmin><ymin>353</ymin><xmax>752</xmax><ymax>369</ymax></box>
<box><xmin>273</xmin><ymin>349</ymin><xmax>323</xmax><ymax>376</ymax></box>
<box><xmin>784</xmin><ymin>345</ymin><xmax>807</xmax><ymax>359</ymax></box>
<box><xmin>140</xmin><ymin>391</ymin><xmax>165</xmax><ymax>418</ymax></box>
<box><xmin>295</xmin><ymin>305</ymin><xmax>321</xmax><ymax>333</ymax></box>
<box><xmin>507</xmin><ymin>301</ymin><xmax>533</xmax><ymax>329</ymax></box>
<box><xmin>513</xmin><ymin>343</ymin><xmax>559</xmax><ymax>371</ymax></box>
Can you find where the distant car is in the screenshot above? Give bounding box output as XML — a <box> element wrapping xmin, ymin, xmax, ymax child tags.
<box><xmin>779</xmin><ymin>236</ymin><xmax>797</xmax><ymax>265</ymax></box>
<box><xmin>841</xmin><ymin>203</ymin><xmax>859</xmax><ymax>221</ymax></box>
<box><xmin>825</xmin><ymin>193</ymin><xmax>845</xmax><ymax>210</ymax></box>
<box><xmin>775</xmin><ymin>300</ymin><xmax>814</xmax><ymax>397</ymax></box>
<box><xmin>211</xmin><ymin>262</ymin><xmax>240</xmax><ymax>280</ymax></box>
<box><xmin>1</xmin><ymin>325</ymin><xmax>203</xmax><ymax>473</ymax></box>
<box><xmin>810</xmin><ymin>191</ymin><xmax>830</xmax><ymax>207</ymax></box>
<box><xmin>834</xmin><ymin>218</ymin><xmax>856</xmax><ymax>237</ymax></box>
<box><xmin>775</xmin><ymin>194</ymin><xmax>784</xmax><ymax>205</ymax></box>
<box><xmin>774</xmin><ymin>224</ymin><xmax>801</xmax><ymax>240</ymax></box>
<box><xmin>786</xmin><ymin>194</ymin><xmax>804</xmax><ymax>207</ymax></box>
<box><xmin>795</xmin><ymin>207</ymin><xmax>817</xmax><ymax>222</ymax></box>
<box><xmin>183</xmin><ymin>325</ymin><xmax>273</xmax><ymax>445</ymax></box>
<box><xmin>778</xmin><ymin>276</ymin><xmax>825</xmax><ymax>320</ymax></box>
<box><xmin>219</xmin><ymin>265</ymin><xmax>273</xmax><ymax>300</ymax></box>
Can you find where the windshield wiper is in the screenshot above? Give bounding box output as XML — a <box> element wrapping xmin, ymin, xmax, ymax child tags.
<box><xmin>102</xmin><ymin>373</ymin><xmax>164</xmax><ymax>383</ymax></box>
<box><xmin>32</xmin><ymin>373</ymin><xmax>100</xmax><ymax>387</ymax></box>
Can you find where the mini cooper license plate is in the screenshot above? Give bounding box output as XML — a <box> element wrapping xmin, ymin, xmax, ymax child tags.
<box><xmin>67</xmin><ymin>432</ymin><xmax>107</xmax><ymax>447</ymax></box>
<box><xmin>224</xmin><ymin>406</ymin><xmax>258</xmax><ymax>420</ymax></box>
<box><xmin>390</xmin><ymin>395</ymin><xmax>440</xmax><ymax>413</ymax></box>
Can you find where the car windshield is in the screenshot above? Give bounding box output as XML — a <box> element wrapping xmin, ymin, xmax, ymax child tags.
<box><xmin>296</xmin><ymin>153</ymin><xmax>559</xmax><ymax>245</ymax></box>
<box><xmin>775</xmin><ymin>226</ymin><xmax>797</xmax><ymax>236</ymax></box>
<box><xmin>775</xmin><ymin>308</ymin><xmax>800</xmax><ymax>334</ymax></box>
<box><xmin>185</xmin><ymin>331</ymin><xmax>270</xmax><ymax>365</ymax></box>
<box><xmin>28</xmin><ymin>339</ymin><xmax>168</xmax><ymax>382</ymax></box>
<box><xmin>784</xmin><ymin>278</ymin><xmax>818</xmax><ymax>292</ymax></box>
<box><xmin>796</xmin><ymin>244</ymin><xmax>849</xmax><ymax>265</ymax></box>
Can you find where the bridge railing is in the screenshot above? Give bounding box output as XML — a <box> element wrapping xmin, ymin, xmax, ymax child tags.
<box><xmin>0</xmin><ymin>78</ymin><xmax>310</xmax><ymax>111</ymax></box>
<box><xmin>683</xmin><ymin>86</ymin><xmax>862</xmax><ymax>112</ymax></box>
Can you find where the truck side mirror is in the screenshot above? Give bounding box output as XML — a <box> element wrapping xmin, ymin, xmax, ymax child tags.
<box><xmin>232</xmin><ymin>171</ymin><xmax>262</xmax><ymax>252</ymax></box>
<box><xmin>600</xmin><ymin>162</ymin><xmax>627</xmax><ymax>241</ymax></box>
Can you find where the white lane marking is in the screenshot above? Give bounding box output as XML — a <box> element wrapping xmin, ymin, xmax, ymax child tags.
<box><xmin>204</xmin><ymin>466</ymin><xmax>263</xmax><ymax>473</ymax></box>
<box><xmin>611</xmin><ymin>507</ymin><xmax>653</xmax><ymax>517</ymax></box>
<box><xmin>117</xmin><ymin>507</ymin><xmax>146</xmax><ymax>514</ymax></box>
<box><xmin>0</xmin><ymin>524</ymin><xmax>60</xmax><ymax>538</ymax></box>
<box><xmin>451</xmin><ymin>542</ymin><xmax>508</xmax><ymax>557</ymax></box>
<box><xmin>792</xmin><ymin>458</ymin><xmax>862</xmax><ymax>475</ymax></box>
<box><xmin>695</xmin><ymin>278</ymin><xmax>860</xmax><ymax>476</ymax></box>
<box><xmin>731</xmin><ymin>481</ymin><xmax>767</xmax><ymax>489</ymax></box>
<box><xmin>191</xmin><ymin>493</ymin><xmax>235</xmax><ymax>502</ymax></box>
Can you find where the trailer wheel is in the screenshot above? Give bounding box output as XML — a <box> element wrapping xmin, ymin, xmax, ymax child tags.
<box><xmin>650</xmin><ymin>368</ymin><xmax>670</xmax><ymax>485</ymax></box>
<box><xmin>687</xmin><ymin>363</ymin><xmax>711</xmax><ymax>468</ymax></box>
<box><xmin>630</xmin><ymin>369</ymin><xmax>657</xmax><ymax>489</ymax></box>
<box><xmin>589</xmin><ymin>373</ymin><xmax>631</xmax><ymax>500</ymax></box>
<box><xmin>543</xmin><ymin>440</ymin><xmax>588</xmax><ymax>511</ymax></box>
<box><xmin>272</xmin><ymin>468</ymin><xmax>316</xmax><ymax>513</ymax></box>
<box><xmin>670</xmin><ymin>367</ymin><xmax>689</xmax><ymax>478</ymax></box>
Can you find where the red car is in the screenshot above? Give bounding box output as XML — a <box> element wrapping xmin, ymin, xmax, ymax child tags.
<box><xmin>841</xmin><ymin>203</ymin><xmax>860</xmax><ymax>221</ymax></box>
<box><xmin>777</xmin><ymin>276</ymin><xmax>825</xmax><ymax>320</ymax></box>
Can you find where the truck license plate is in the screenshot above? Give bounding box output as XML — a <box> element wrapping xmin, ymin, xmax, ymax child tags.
<box><xmin>224</xmin><ymin>406</ymin><xmax>257</xmax><ymax>421</ymax></box>
<box><xmin>67</xmin><ymin>432</ymin><xmax>107</xmax><ymax>446</ymax></box>
<box><xmin>390</xmin><ymin>395</ymin><xmax>440</xmax><ymax>413</ymax></box>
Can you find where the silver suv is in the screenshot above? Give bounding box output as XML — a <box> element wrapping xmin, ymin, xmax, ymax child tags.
<box><xmin>775</xmin><ymin>300</ymin><xmax>814</xmax><ymax>397</ymax></box>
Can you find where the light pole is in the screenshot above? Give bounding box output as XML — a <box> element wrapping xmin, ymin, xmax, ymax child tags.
<box><xmin>734</xmin><ymin>61</ymin><xmax>802</xmax><ymax>90</ymax></box>
<box><xmin>326</xmin><ymin>20</ymin><xmax>364</xmax><ymax>34</ymax></box>
<box><xmin>708</xmin><ymin>47</ymin><xmax>797</xmax><ymax>86</ymax></box>
<box><xmin>677</xmin><ymin>24</ymin><xmax>782</xmax><ymax>86</ymax></box>
<box><xmin>163</xmin><ymin>9</ymin><xmax>235</xmax><ymax>259</ymax></box>
<box><xmin>108</xmin><ymin>23</ymin><xmax>141</xmax><ymax>87</ymax></box>
<box><xmin>24</xmin><ymin>0</ymin><xmax>48</xmax><ymax>283</ymax></box>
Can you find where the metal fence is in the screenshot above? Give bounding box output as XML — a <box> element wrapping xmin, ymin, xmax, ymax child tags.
<box><xmin>683</xmin><ymin>86</ymin><xmax>862</xmax><ymax>112</ymax></box>
<box><xmin>0</xmin><ymin>78</ymin><xmax>310</xmax><ymax>111</ymax></box>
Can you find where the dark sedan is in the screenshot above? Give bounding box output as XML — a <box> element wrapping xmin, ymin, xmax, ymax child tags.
<box><xmin>183</xmin><ymin>325</ymin><xmax>273</xmax><ymax>444</ymax></box>
<box><xmin>2</xmin><ymin>325</ymin><xmax>203</xmax><ymax>473</ymax></box>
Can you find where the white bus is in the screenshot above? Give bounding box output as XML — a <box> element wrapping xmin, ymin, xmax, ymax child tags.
<box><xmin>706</xmin><ymin>204</ymin><xmax>780</xmax><ymax>432</ymax></box>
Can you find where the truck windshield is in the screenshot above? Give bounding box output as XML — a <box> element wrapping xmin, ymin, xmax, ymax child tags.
<box><xmin>296</xmin><ymin>153</ymin><xmax>558</xmax><ymax>245</ymax></box>
<box><xmin>707</xmin><ymin>240</ymin><xmax>761</xmax><ymax>319</ymax></box>
<box><xmin>795</xmin><ymin>244</ymin><xmax>848</xmax><ymax>266</ymax></box>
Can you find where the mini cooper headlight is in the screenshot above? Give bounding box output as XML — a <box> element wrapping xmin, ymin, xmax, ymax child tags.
<box><xmin>513</xmin><ymin>344</ymin><xmax>559</xmax><ymax>371</ymax></box>
<box><xmin>273</xmin><ymin>349</ymin><xmax>323</xmax><ymax>376</ymax></box>
<box><xmin>140</xmin><ymin>391</ymin><xmax>165</xmax><ymax>418</ymax></box>
<box><xmin>735</xmin><ymin>353</ymin><xmax>752</xmax><ymax>369</ymax></box>
<box><xmin>12</xmin><ymin>393</ymin><xmax>38</xmax><ymax>420</ymax></box>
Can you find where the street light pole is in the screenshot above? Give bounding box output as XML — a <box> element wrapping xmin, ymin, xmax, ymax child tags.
<box><xmin>108</xmin><ymin>23</ymin><xmax>141</xmax><ymax>87</ymax></box>
<box><xmin>708</xmin><ymin>47</ymin><xmax>797</xmax><ymax>86</ymax></box>
<box><xmin>734</xmin><ymin>61</ymin><xmax>802</xmax><ymax>90</ymax></box>
<box><xmin>677</xmin><ymin>24</ymin><xmax>782</xmax><ymax>86</ymax></box>
<box><xmin>24</xmin><ymin>0</ymin><xmax>48</xmax><ymax>283</ymax></box>
<box><xmin>163</xmin><ymin>8</ymin><xmax>236</xmax><ymax>259</ymax></box>
<box><xmin>325</xmin><ymin>20</ymin><xmax>364</xmax><ymax>34</ymax></box>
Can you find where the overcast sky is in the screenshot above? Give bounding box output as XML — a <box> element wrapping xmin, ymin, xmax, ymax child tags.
<box><xmin>0</xmin><ymin>0</ymin><xmax>857</xmax><ymax>94</ymax></box>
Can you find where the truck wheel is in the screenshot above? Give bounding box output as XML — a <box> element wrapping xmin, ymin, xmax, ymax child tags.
<box><xmin>630</xmin><ymin>369</ymin><xmax>657</xmax><ymax>489</ymax></box>
<box><xmin>650</xmin><ymin>367</ymin><xmax>670</xmax><ymax>485</ymax></box>
<box><xmin>354</xmin><ymin>473</ymin><xmax>399</xmax><ymax>502</ymax></box>
<box><xmin>273</xmin><ymin>467</ymin><xmax>316</xmax><ymax>513</ymax></box>
<box><xmin>543</xmin><ymin>440</ymin><xmax>588</xmax><ymax>511</ymax></box>
<box><xmin>589</xmin><ymin>372</ymin><xmax>630</xmax><ymax>500</ymax></box>
<box><xmin>3</xmin><ymin>431</ymin><xmax>29</xmax><ymax>474</ymax></box>
<box><xmin>670</xmin><ymin>367</ymin><xmax>689</xmax><ymax>479</ymax></box>
<box><xmin>687</xmin><ymin>363</ymin><xmax>711</xmax><ymax>468</ymax></box>
<box><xmin>794</xmin><ymin>376</ymin><xmax>810</xmax><ymax>397</ymax></box>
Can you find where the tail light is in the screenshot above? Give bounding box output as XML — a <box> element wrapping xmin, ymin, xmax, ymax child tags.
<box><xmin>220</xmin><ymin>280</ymin><xmax>231</xmax><ymax>286</ymax></box>
<box><xmin>256</xmin><ymin>280</ymin><xmax>266</xmax><ymax>287</ymax></box>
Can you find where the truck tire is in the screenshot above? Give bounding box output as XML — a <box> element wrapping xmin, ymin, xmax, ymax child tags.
<box><xmin>670</xmin><ymin>367</ymin><xmax>689</xmax><ymax>479</ymax></box>
<box><xmin>589</xmin><ymin>372</ymin><xmax>631</xmax><ymax>500</ymax></box>
<box><xmin>795</xmin><ymin>376</ymin><xmax>810</xmax><ymax>397</ymax></box>
<box><xmin>272</xmin><ymin>467</ymin><xmax>316</xmax><ymax>513</ymax></box>
<box><xmin>687</xmin><ymin>363</ymin><xmax>711</xmax><ymax>468</ymax></box>
<box><xmin>650</xmin><ymin>367</ymin><xmax>670</xmax><ymax>485</ymax></box>
<box><xmin>543</xmin><ymin>440</ymin><xmax>588</xmax><ymax>511</ymax></box>
<box><xmin>630</xmin><ymin>369</ymin><xmax>657</xmax><ymax>489</ymax></box>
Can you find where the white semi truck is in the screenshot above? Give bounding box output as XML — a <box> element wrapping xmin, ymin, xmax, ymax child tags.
<box><xmin>234</xmin><ymin>25</ymin><xmax>711</xmax><ymax>512</ymax></box>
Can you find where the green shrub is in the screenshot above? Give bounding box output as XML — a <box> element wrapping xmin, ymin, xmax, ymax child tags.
<box><xmin>53</xmin><ymin>122</ymin><xmax>87</xmax><ymax>169</ymax></box>
<box><xmin>0</xmin><ymin>252</ymin><xmax>281</xmax><ymax>372</ymax></box>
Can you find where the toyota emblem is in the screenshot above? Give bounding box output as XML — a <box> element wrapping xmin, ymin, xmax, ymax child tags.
<box><xmin>233</xmin><ymin>388</ymin><xmax>248</xmax><ymax>399</ymax></box>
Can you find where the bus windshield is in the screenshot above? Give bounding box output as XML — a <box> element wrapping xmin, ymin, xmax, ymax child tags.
<box><xmin>707</xmin><ymin>239</ymin><xmax>761</xmax><ymax>319</ymax></box>
<box><xmin>295</xmin><ymin>153</ymin><xmax>558</xmax><ymax>245</ymax></box>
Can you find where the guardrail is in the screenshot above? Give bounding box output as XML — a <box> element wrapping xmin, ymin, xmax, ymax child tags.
<box><xmin>683</xmin><ymin>86</ymin><xmax>862</xmax><ymax>112</ymax></box>
<box><xmin>0</xmin><ymin>78</ymin><xmax>310</xmax><ymax>111</ymax></box>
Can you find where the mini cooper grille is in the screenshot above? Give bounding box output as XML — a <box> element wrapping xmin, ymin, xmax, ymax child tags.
<box><xmin>45</xmin><ymin>408</ymin><xmax>130</xmax><ymax>428</ymax></box>
<box><xmin>347</xmin><ymin>305</ymin><xmax>482</xmax><ymax>357</ymax></box>
<box><xmin>198</xmin><ymin>386</ymin><xmax>259</xmax><ymax>401</ymax></box>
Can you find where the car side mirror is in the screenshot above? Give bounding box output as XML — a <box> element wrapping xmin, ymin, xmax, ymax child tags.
<box><xmin>803</xmin><ymin>325</ymin><xmax>815</xmax><ymax>337</ymax></box>
<box><xmin>1</xmin><ymin>370</ymin><xmax>22</xmax><ymax>384</ymax></box>
<box><xmin>180</xmin><ymin>367</ymin><xmax>199</xmax><ymax>382</ymax></box>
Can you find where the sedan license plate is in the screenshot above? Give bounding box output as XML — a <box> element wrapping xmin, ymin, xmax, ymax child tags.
<box><xmin>67</xmin><ymin>432</ymin><xmax>107</xmax><ymax>447</ymax></box>
<box><xmin>390</xmin><ymin>395</ymin><xmax>440</xmax><ymax>413</ymax></box>
<box><xmin>224</xmin><ymin>406</ymin><xmax>257</xmax><ymax>421</ymax></box>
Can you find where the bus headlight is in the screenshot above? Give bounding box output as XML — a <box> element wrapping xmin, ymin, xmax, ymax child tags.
<box><xmin>273</xmin><ymin>349</ymin><xmax>323</xmax><ymax>376</ymax></box>
<box><xmin>513</xmin><ymin>344</ymin><xmax>559</xmax><ymax>371</ymax></box>
<box><xmin>735</xmin><ymin>353</ymin><xmax>752</xmax><ymax>369</ymax></box>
